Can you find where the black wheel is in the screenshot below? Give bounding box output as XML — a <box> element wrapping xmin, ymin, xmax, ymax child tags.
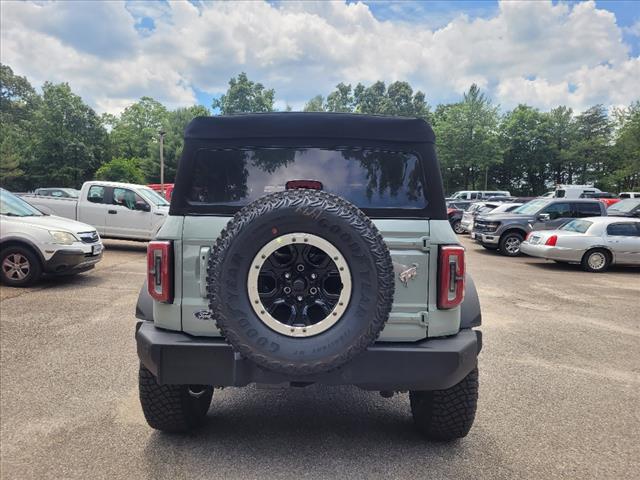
<box><xmin>481</xmin><ymin>245</ymin><xmax>498</xmax><ymax>251</ymax></box>
<box><xmin>207</xmin><ymin>189</ymin><xmax>394</xmax><ymax>376</ymax></box>
<box><xmin>0</xmin><ymin>245</ymin><xmax>42</xmax><ymax>287</ymax></box>
<box><xmin>451</xmin><ymin>220</ymin><xmax>465</xmax><ymax>234</ymax></box>
<box><xmin>581</xmin><ymin>248</ymin><xmax>611</xmax><ymax>273</ymax></box>
<box><xmin>139</xmin><ymin>364</ymin><xmax>213</xmax><ymax>433</ymax></box>
<box><xmin>410</xmin><ymin>368</ymin><xmax>479</xmax><ymax>441</ymax></box>
<box><xmin>498</xmin><ymin>232</ymin><xmax>524</xmax><ymax>257</ymax></box>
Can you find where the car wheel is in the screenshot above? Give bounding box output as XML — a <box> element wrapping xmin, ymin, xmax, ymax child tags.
<box><xmin>452</xmin><ymin>220</ymin><xmax>465</xmax><ymax>234</ymax></box>
<box><xmin>139</xmin><ymin>364</ymin><xmax>213</xmax><ymax>432</ymax></box>
<box><xmin>581</xmin><ymin>249</ymin><xmax>611</xmax><ymax>273</ymax></box>
<box><xmin>0</xmin><ymin>246</ymin><xmax>42</xmax><ymax>287</ymax></box>
<box><xmin>410</xmin><ymin>368</ymin><xmax>479</xmax><ymax>441</ymax></box>
<box><xmin>207</xmin><ymin>189</ymin><xmax>394</xmax><ymax>376</ymax></box>
<box><xmin>499</xmin><ymin>232</ymin><xmax>524</xmax><ymax>257</ymax></box>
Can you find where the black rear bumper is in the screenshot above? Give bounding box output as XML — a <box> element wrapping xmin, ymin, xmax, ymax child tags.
<box><xmin>136</xmin><ymin>321</ymin><xmax>481</xmax><ymax>391</ymax></box>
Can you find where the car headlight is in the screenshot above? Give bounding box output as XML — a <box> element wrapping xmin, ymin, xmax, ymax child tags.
<box><xmin>49</xmin><ymin>230</ymin><xmax>78</xmax><ymax>245</ymax></box>
<box><xmin>486</xmin><ymin>222</ymin><xmax>501</xmax><ymax>231</ymax></box>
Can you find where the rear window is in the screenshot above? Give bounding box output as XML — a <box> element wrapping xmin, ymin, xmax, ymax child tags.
<box><xmin>187</xmin><ymin>148</ymin><xmax>426</xmax><ymax>210</ymax></box>
<box><xmin>560</xmin><ymin>219</ymin><xmax>593</xmax><ymax>233</ymax></box>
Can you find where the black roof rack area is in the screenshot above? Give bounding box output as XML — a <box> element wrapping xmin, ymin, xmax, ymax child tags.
<box><xmin>184</xmin><ymin>113</ymin><xmax>435</xmax><ymax>143</ymax></box>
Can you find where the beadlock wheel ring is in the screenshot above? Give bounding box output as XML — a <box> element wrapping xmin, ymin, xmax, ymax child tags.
<box><xmin>247</xmin><ymin>232</ymin><xmax>352</xmax><ymax>338</ymax></box>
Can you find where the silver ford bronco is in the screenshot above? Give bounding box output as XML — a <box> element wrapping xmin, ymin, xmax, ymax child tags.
<box><xmin>135</xmin><ymin>113</ymin><xmax>482</xmax><ymax>441</ymax></box>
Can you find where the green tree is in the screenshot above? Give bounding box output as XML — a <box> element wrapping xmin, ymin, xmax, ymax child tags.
<box><xmin>303</xmin><ymin>95</ymin><xmax>325</xmax><ymax>112</ymax></box>
<box><xmin>567</xmin><ymin>105</ymin><xmax>612</xmax><ymax>186</ymax></box>
<box><xmin>433</xmin><ymin>84</ymin><xmax>501</xmax><ymax>192</ymax></box>
<box><xmin>95</xmin><ymin>157</ymin><xmax>145</xmax><ymax>183</ymax></box>
<box><xmin>610</xmin><ymin>101</ymin><xmax>640</xmax><ymax>191</ymax></box>
<box><xmin>109</xmin><ymin>97</ymin><xmax>168</xmax><ymax>160</ymax></box>
<box><xmin>0</xmin><ymin>64</ymin><xmax>40</xmax><ymax>190</ymax></box>
<box><xmin>212</xmin><ymin>73</ymin><xmax>274</xmax><ymax>114</ymax></box>
<box><xmin>498</xmin><ymin>105</ymin><xmax>552</xmax><ymax>195</ymax></box>
<box><xmin>144</xmin><ymin>105</ymin><xmax>210</xmax><ymax>182</ymax></box>
<box><xmin>27</xmin><ymin>82</ymin><xmax>107</xmax><ymax>189</ymax></box>
<box><xmin>545</xmin><ymin>106</ymin><xmax>576</xmax><ymax>185</ymax></box>
<box><xmin>325</xmin><ymin>83</ymin><xmax>355</xmax><ymax>112</ymax></box>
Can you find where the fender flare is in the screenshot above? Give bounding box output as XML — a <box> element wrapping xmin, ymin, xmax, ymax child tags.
<box><xmin>460</xmin><ymin>274</ymin><xmax>481</xmax><ymax>328</ymax></box>
<box><xmin>135</xmin><ymin>279</ymin><xmax>154</xmax><ymax>321</ymax></box>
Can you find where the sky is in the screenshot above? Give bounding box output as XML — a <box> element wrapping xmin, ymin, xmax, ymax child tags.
<box><xmin>1</xmin><ymin>0</ymin><xmax>639</xmax><ymax>115</ymax></box>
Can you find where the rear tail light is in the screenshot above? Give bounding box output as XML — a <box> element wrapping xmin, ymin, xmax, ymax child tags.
<box><xmin>148</xmin><ymin>241</ymin><xmax>173</xmax><ymax>303</ymax></box>
<box><xmin>438</xmin><ymin>245</ymin><xmax>465</xmax><ymax>309</ymax></box>
<box><xmin>545</xmin><ymin>235</ymin><xmax>558</xmax><ymax>246</ymax></box>
<box><xmin>525</xmin><ymin>231</ymin><xmax>533</xmax><ymax>241</ymax></box>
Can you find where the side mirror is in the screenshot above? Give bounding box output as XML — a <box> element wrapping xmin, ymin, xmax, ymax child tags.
<box><xmin>537</xmin><ymin>213</ymin><xmax>551</xmax><ymax>222</ymax></box>
<box><xmin>136</xmin><ymin>201</ymin><xmax>151</xmax><ymax>212</ymax></box>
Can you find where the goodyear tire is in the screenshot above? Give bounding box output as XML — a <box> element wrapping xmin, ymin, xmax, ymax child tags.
<box><xmin>207</xmin><ymin>190</ymin><xmax>394</xmax><ymax>375</ymax></box>
<box><xmin>410</xmin><ymin>368</ymin><xmax>479</xmax><ymax>441</ymax></box>
<box><xmin>139</xmin><ymin>365</ymin><xmax>213</xmax><ymax>433</ymax></box>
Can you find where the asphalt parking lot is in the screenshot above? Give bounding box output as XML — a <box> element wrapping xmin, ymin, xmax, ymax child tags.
<box><xmin>1</xmin><ymin>237</ymin><xmax>638</xmax><ymax>479</ymax></box>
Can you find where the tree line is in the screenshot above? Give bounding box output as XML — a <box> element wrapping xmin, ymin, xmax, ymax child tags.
<box><xmin>1</xmin><ymin>64</ymin><xmax>638</xmax><ymax>194</ymax></box>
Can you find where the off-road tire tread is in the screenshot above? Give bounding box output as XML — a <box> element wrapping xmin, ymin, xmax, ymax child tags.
<box><xmin>138</xmin><ymin>365</ymin><xmax>212</xmax><ymax>433</ymax></box>
<box><xmin>410</xmin><ymin>368</ymin><xmax>479</xmax><ymax>441</ymax></box>
<box><xmin>206</xmin><ymin>189</ymin><xmax>394</xmax><ymax>376</ymax></box>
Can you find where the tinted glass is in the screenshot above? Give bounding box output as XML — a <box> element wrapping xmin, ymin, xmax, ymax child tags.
<box><xmin>560</xmin><ymin>219</ymin><xmax>593</xmax><ymax>233</ymax></box>
<box><xmin>87</xmin><ymin>186</ymin><xmax>105</xmax><ymax>204</ymax></box>
<box><xmin>607</xmin><ymin>223</ymin><xmax>639</xmax><ymax>236</ymax></box>
<box><xmin>541</xmin><ymin>202</ymin><xmax>571</xmax><ymax>219</ymax></box>
<box><xmin>575</xmin><ymin>202</ymin><xmax>602</xmax><ymax>217</ymax></box>
<box><xmin>188</xmin><ymin>148</ymin><xmax>426</xmax><ymax>210</ymax></box>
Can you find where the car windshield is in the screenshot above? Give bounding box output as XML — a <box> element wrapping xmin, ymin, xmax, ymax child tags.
<box><xmin>450</xmin><ymin>192</ymin><xmax>465</xmax><ymax>199</ymax></box>
<box><xmin>608</xmin><ymin>199</ymin><xmax>640</xmax><ymax>213</ymax></box>
<box><xmin>140</xmin><ymin>187</ymin><xmax>169</xmax><ymax>206</ymax></box>
<box><xmin>560</xmin><ymin>219</ymin><xmax>593</xmax><ymax>233</ymax></box>
<box><xmin>0</xmin><ymin>189</ymin><xmax>44</xmax><ymax>217</ymax></box>
<box><xmin>62</xmin><ymin>188</ymin><xmax>80</xmax><ymax>198</ymax></box>
<box><xmin>512</xmin><ymin>199</ymin><xmax>549</xmax><ymax>215</ymax></box>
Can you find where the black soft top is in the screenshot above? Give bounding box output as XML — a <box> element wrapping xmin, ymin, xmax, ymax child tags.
<box><xmin>185</xmin><ymin>113</ymin><xmax>436</xmax><ymax>143</ymax></box>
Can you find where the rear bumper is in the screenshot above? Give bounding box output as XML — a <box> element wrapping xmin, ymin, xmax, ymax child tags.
<box><xmin>520</xmin><ymin>242</ymin><xmax>582</xmax><ymax>262</ymax></box>
<box><xmin>136</xmin><ymin>321</ymin><xmax>481</xmax><ymax>391</ymax></box>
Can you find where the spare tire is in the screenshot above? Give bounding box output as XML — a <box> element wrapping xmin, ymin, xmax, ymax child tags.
<box><xmin>207</xmin><ymin>189</ymin><xmax>394</xmax><ymax>375</ymax></box>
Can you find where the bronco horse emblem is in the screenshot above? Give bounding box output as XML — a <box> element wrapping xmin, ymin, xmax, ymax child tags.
<box><xmin>396</xmin><ymin>263</ymin><xmax>418</xmax><ymax>287</ymax></box>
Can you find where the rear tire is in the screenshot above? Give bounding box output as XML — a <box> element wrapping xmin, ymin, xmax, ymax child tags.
<box><xmin>410</xmin><ymin>368</ymin><xmax>479</xmax><ymax>441</ymax></box>
<box><xmin>581</xmin><ymin>248</ymin><xmax>611</xmax><ymax>273</ymax></box>
<box><xmin>452</xmin><ymin>220</ymin><xmax>465</xmax><ymax>234</ymax></box>
<box><xmin>499</xmin><ymin>232</ymin><xmax>524</xmax><ymax>257</ymax></box>
<box><xmin>0</xmin><ymin>245</ymin><xmax>42</xmax><ymax>287</ymax></box>
<box><xmin>139</xmin><ymin>364</ymin><xmax>213</xmax><ymax>432</ymax></box>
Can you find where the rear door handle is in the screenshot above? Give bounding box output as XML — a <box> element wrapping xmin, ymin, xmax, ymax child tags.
<box><xmin>108</xmin><ymin>210</ymin><xmax>117</xmax><ymax>214</ymax></box>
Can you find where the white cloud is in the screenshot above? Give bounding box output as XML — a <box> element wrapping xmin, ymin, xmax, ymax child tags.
<box><xmin>0</xmin><ymin>0</ymin><xmax>637</xmax><ymax>114</ymax></box>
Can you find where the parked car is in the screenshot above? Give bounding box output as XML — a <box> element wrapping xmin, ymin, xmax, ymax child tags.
<box><xmin>135</xmin><ymin>113</ymin><xmax>482</xmax><ymax>440</ymax></box>
<box><xmin>579</xmin><ymin>191</ymin><xmax>620</xmax><ymax>207</ymax></box>
<box><xmin>540</xmin><ymin>185</ymin><xmax>602</xmax><ymax>199</ymax></box>
<box><xmin>447</xmin><ymin>190</ymin><xmax>510</xmax><ymax>201</ymax></box>
<box><xmin>21</xmin><ymin>181</ymin><xmax>169</xmax><ymax>241</ymax></box>
<box><xmin>148</xmin><ymin>183</ymin><xmax>174</xmax><ymax>201</ymax></box>
<box><xmin>607</xmin><ymin>198</ymin><xmax>640</xmax><ymax>218</ymax></box>
<box><xmin>33</xmin><ymin>187</ymin><xmax>80</xmax><ymax>198</ymax></box>
<box><xmin>460</xmin><ymin>201</ymin><xmax>502</xmax><ymax>233</ymax></box>
<box><xmin>471</xmin><ymin>198</ymin><xmax>606</xmax><ymax>256</ymax></box>
<box><xmin>0</xmin><ymin>188</ymin><xmax>103</xmax><ymax>286</ymax></box>
<box><xmin>619</xmin><ymin>192</ymin><xmax>640</xmax><ymax>199</ymax></box>
<box><xmin>521</xmin><ymin>217</ymin><xmax>640</xmax><ymax>272</ymax></box>
<box><xmin>446</xmin><ymin>201</ymin><xmax>474</xmax><ymax>234</ymax></box>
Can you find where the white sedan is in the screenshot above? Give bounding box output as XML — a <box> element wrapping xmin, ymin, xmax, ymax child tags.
<box><xmin>520</xmin><ymin>216</ymin><xmax>640</xmax><ymax>272</ymax></box>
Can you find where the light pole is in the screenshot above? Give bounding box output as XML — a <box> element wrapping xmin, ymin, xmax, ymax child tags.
<box><xmin>158</xmin><ymin>130</ymin><xmax>166</xmax><ymax>197</ymax></box>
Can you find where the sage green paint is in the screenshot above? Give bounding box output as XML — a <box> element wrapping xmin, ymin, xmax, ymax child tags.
<box><xmin>158</xmin><ymin>215</ymin><xmax>462</xmax><ymax>341</ymax></box>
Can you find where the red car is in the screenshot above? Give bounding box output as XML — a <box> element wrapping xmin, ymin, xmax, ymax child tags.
<box><xmin>148</xmin><ymin>183</ymin><xmax>174</xmax><ymax>201</ymax></box>
<box><xmin>580</xmin><ymin>191</ymin><xmax>620</xmax><ymax>207</ymax></box>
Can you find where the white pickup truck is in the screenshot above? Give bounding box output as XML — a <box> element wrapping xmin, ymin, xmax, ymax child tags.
<box><xmin>21</xmin><ymin>181</ymin><xmax>169</xmax><ymax>241</ymax></box>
